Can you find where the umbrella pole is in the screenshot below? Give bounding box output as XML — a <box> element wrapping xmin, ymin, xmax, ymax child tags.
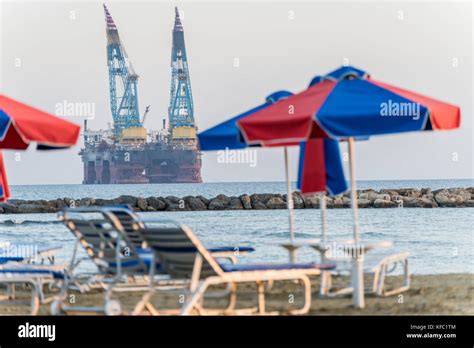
<box><xmin>284</xmin><ymin>147</ymin><xmax>296</xmax><ymax>244</ymax></box>
<box><xmin>348</xmin><ymin>137</ymin><xmax>364</xmax><ymax>309</ymax></box>
<box><xmin>348</xmin><ymin>137</ymin><xmax>360</xmax><ymax>242</ymax></box>
<box><xmin>320</xmin><ymin>193</ymin><xmax>327</xmax><ymax>241</ymax></box>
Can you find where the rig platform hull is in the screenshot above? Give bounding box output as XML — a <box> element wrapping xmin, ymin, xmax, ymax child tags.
<box><xmin>80</xmin><ymin>145</ymin><xmax>202</xmax><ymax>184</ymax></box>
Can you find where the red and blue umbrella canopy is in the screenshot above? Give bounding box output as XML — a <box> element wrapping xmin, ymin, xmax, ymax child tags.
<box><xmin>198</xmin><ymin>91</ymin><xmax>347</xmax><ymax>196</ymax></box>
<box><xmin>0</xmin><ymin>95</ymin><xmax>80</xmax><ymax>150</ymax></box>
<box><xmin>237</xmin><ymin>66</ymin><xmax>460</xmax><ymax>145</ymax></box>
<box><xmin>0</xmin><ymin>95</ymin><xmax>81</xmax><ymax>201</ymax></box>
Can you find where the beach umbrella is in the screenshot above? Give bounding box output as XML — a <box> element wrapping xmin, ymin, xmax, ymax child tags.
<box><xmin>0</xmin><ymin>94</ymin><xmax>81</xmax><ymax>201</ymax></box>
<box><xmin>198</xmin><ymin>91</ymin><xmax>347</xmax><ymax>245</ymax></box>
<box><xmin>236</xmin><ymin>66</ymin><xmax>460</xmax><ymax>308</ymax></box>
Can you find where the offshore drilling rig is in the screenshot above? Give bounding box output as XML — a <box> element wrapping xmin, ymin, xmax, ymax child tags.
<box><xmin>80</xmin><ymin>5</ymin><xmax>202</xmax><ymax>184</ymax></box>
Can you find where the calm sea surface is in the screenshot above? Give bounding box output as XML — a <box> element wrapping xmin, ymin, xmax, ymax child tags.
<box><xmin>2</xmin><ymin>180</ymin><xmax>473</xmax><ymax>275</ymax></box>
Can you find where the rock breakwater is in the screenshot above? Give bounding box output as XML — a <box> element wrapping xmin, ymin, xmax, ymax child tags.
<box><xmin>1</xmin><ymin>187</ymin><xmax>473</xmax><ymax>214</ymax></box>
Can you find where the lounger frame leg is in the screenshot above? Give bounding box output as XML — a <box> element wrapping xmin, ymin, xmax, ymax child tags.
<box><xmin>7</xmin><ymin>284</ymin><xmax>15</xmax><ymax>300</ymax></box>
<box><xmin>257</xmin><ymin>281</ymin><xmax>265</xmax><ymax>314</ymax></box>
<box><xmin>181</xmin><ymin>275</ymin><xmax>314</xmax><ymax>316</ymax></box>
<box><xmin>223</xmin><ymin>282</ymin><xmax>237</xmax><ymax>314</ymax></box>
<box><xmin>319</xmin><ymin>271</ymin><xmax>331</xmax><ymax>296</ymax></box>
<box><xmin>30</xmin><ymin>281</ymin><xmax>40</xmax><ymax>315</ymax></box>
<box><xmin>288</xmin><ymin>276</ymin><xmax>312</xmax><ymax>315</ymax></box>
<box><xmin>0</xmin><ymin>280</ymin><xmax>41</xmax><ymax>315</ymax></box>
<box><xmin>181</xmin><ymin>278</ymin><xmax>213</xmax><ymax>315</ymax></box>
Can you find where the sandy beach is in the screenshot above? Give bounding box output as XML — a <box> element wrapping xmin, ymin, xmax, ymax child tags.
<box><xmin>1</xmin><ymin>273</ymin><xmax>472</xmax><ymax>315</ymax></box>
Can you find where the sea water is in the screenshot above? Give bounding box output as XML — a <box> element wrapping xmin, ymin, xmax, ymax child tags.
<box><xmin>2</xmin><ymin>180</ymin><xmax>473</xmax><ymax>275</ymax></box>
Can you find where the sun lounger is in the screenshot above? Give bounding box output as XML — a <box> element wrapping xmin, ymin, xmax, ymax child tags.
<box><xmin>0</xmin><ymin>243</ymin><xmax>64</xmax><ymax>314</ymax></box>
<box><xmin>52</xmin><ymin>208</ymin><xmax>174</xmax><ymax>315</ymax></box>
<box><xmin>52</xmin><ymin>207</ymin><xmax>255</xmax><ymax>315</ymax></box>
<box><xmin>134</xmin><ymin>218</ymin><xmax>336</xmax><ymax>315</ymax></box>
<box><xmin>0</xmin><ymin>264</ymin><xmax>65</xmax><ymax>315</ymax></box>
<box><xmin>103</xmin><ymin>205</ymin><xmax>254</xmax><ymax>264</ymax></box>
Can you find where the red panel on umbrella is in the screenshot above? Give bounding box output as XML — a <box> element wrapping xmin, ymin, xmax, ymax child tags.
<box><xmin>0</xmin><ymin>95</ymin><xmax>80</xmax><ymax>149</ymax></box>
<box><xmin>300</xmin><ymin>138</ymin><xmax>327</xmax><ymax>195</ymax></box>
<box><xmin>369</xmin><ymin>80</ymin><xmax>461</xmax><ymax>130</ymax></box>
<box><xmin>237</xmin><ymin>80</ymin><xmax>335</xmax><ymax>146</ymax></box>
<box><xmin>0</xmin><ymin>125</ymin><xmax>29</xmax><ymax>150</ymax></box>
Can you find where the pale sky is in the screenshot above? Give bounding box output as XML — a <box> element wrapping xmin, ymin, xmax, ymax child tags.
<box><xmin>1</xmin><ymin>0</ymin><xmax>472</xmax><ymax>185</ymax></box>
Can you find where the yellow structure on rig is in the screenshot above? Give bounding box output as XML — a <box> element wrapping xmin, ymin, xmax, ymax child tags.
<box><xmin>120</xmin><ymin>127</ymin><xmax>147</xmax><ymax>144</ymax></box>
<box><xmin>171</xmin><ymin>126</ymin><xmax>197</xmax><ymax>140</ymax></box>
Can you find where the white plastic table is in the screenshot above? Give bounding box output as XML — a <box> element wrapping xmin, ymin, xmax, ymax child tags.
<box><xmin>278</xmin><ymin>239</ymin><xmax>321</xmax><ymax>263</ymax></box>
<box><xmin>309</xmin><ymin>240</ymin><xmax>393</xmax><ymax>308</ymax></box>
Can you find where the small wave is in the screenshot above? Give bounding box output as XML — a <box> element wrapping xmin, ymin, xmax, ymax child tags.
<box><xmin>362</xmin><ymin>231</ymin><xmax>386</xmax><ymax>238</ymax></box>
<box><xmin>0</xmin><ymin>219</ymin><xmax>60</xmax><ymax>226</ymax></box>
<box><xmin>264</xmin><ymin>231</ymin><xmax>320</xmax><ymax>239</ymax></box>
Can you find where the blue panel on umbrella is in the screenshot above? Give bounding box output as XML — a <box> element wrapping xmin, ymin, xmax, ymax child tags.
<box><xmin>265</xmin><ymin>90</ymin><xmax>293</xmax><ymax>103</ymax></box>
<box><xmin>308</xmin><ymin>76</ymin><xmax>322</xmax><ymax>87</ymax></box>
<box><xmin>297</xmin><ymin>142</ymin><xmax>306</xmax><ymax>191</ymax></box>
<box><xmin>325</xmin><ymin>66</ymin><xmax>368</xmax><ymax>81</ymax></box>
<box><xmin>37</xmin><ymin>144</ymin><xmax>70</xmax><ymax>151</ymax></box>
<box><xmin>0</xmin><ymin>110</ymin><xmax>11</xmax><ymax>140</ymax></box>
<box><xmin>297</xmin><ymin>139</ymin><xmax>347</xmax><ymax>197</ymax></box>
<box><xmin>198</xmin><ymin>103</ymin><xmax>268</xmax><ymax>151</ymax></box>
<box><xmin>323</xmin><ymin>139</ymin><xmax>348</xmax><ymax>196</ymax></box>
<box><xmin>198</xmin><ymin>91</ymin><xmax>293</xmax><ymax>151</ymax></box>
<box><xmin>316</xmin><ymin>79</ymin><xmax>429</xmax><ymax>138</ymax></box>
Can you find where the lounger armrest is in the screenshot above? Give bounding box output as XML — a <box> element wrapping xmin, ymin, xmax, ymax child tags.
<box><xmin>209</xmin><ymin>247</ymin><xmax>255</xmax><ymax>264</ymax></box>
<box><xmin>0</xmin><ymin>267</ymin><xmax>65</xmax><ymax>279</ymax></box>
<box><xmin>221</xmin><ymin>262</ymin><xmax>336</xmax><ymax>272</ymax></box>
<box><xmin>208</xmin><ymin>246</ymin><xmax>255</xmax><ymax>254</ymax></box>
<box><xmin>132</xmin><ymin>217</ymin><xmax>182</xmax><ymax>226</ymax></box>
<box><xmin>208</xmin><ymin>248</ymin><xmax>252</xmax><ymax>266</ymax></box>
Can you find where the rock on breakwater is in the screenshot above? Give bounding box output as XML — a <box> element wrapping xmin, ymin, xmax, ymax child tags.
<box><xmin>1</xmin><ymin>187</ymin><xmax>473</xmax><ymax>214</ymax></box>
